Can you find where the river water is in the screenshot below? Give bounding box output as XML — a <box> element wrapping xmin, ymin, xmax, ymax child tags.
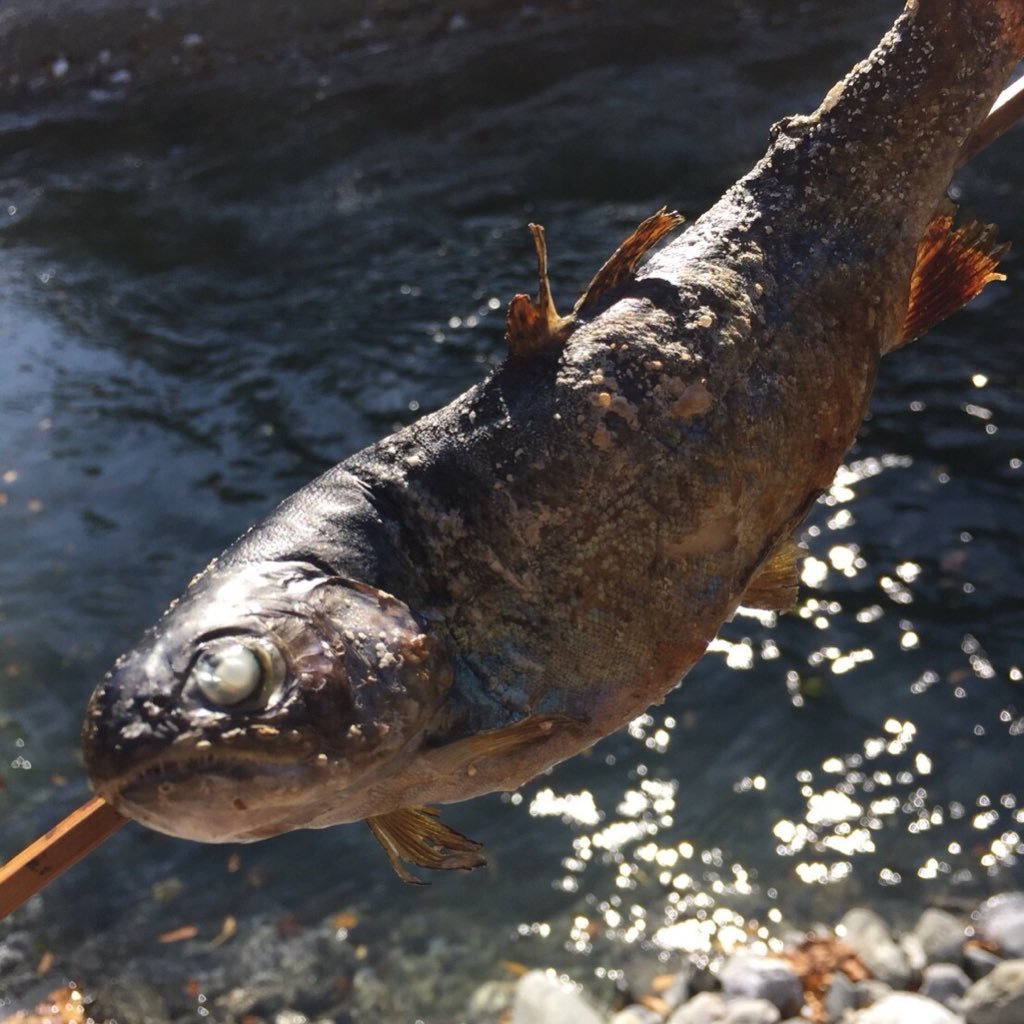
<box><xmin>1</xmin><ymin>1</ymin><xmax>1022</xmax><ymax>1020</ymax></box>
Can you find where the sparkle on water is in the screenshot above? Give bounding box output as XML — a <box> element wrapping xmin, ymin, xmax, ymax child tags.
<box><xmin>513</xmin><ymin>448</ymin><xmax>1023</xmax><ymax>973</ymax></box>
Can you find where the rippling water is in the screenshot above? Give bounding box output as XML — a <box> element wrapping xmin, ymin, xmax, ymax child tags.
<box><xmin>1</xmin><ymin>0</ymin><xmax>1022</xmax><ymax>1018</ymax></box>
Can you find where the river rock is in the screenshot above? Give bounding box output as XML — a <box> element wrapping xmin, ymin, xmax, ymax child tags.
<box><xmin>920</xmin><ymin>963</ymin><xmax>971</xmax><ymax>1007</ymax></box>
<box><xmin>960</xmin><ymin>958</ymin><xmax>1024</xmax><ymax>1024</ymax></box>
<box><xmin>824</xmin><ymin>971</ymin><xmax>858</xmax><ymax>1022</ymax></box>
<box><xmin>854</xmin><ymin>979</ymin><xmax>894</xmax><ymax>1008</ymax></box>
<box><xmin>964</xmin><ymin>944</ymin><xmax>1002</xmax><ymax>981</ymax></box>
<box><xmin>913</xmin><ymin>909</ymin><xmax>967</xmax><ymax>965</ymax></box>
<box><xmin>660</xmin><ymin>970</ymin><xmax>693</xmax><ymax>1013</ymax></box>
<box><xmin>511</xmin><ymin>970</ymin><xmax>603</xmax><ymax>1024</ymax></box>
<box><xmin>611</xmin><ymin>1005</ymin><xmax>665</xmax><ymax>1024</ymax></box>
<box><xmin>838</xmin><ymin>908</ymin><xmax>914</xmax><ymax>988</ymax></box>
<box><xmin>466</xmin><ymin>979</ymin><xmax>516</xmax><ymax>1018</ymax></box>
<box><xmin>974</xmin><ymin>893</ymin><xmax>1024</xmax><ymax>958</ymax></box>
<box><xmin>90</xmin><ymin>978</ymin><xmax>170</xmax><ymax>1024</ymax></box>
<box><xmin>850</xmin><ymin>991</ymin><xmax>962</xmax><ymax>1023</ymax></box>
<box><xmin>0</xmin><ymin>931</ymin><xmax>33</xmax><ymax>982</ymax></box>
<box><xmin>719</xmin><ymin>955</ymin><xmax>803</xmax><ymax>1017</ymax></box>
<box><xmin>722</xmin><ymin>997</ymin><xmax>781</xmax><ymax>1024</ymax></box>
<box><xmin>667</xmin><ymin>991</ymin><xmax>727</xmax><ymax>1024</ymax></box>
<box><xmin>274</xmin><ymin>1012</ymin><xmax>311</xmax><ymax>1024</ymax></box>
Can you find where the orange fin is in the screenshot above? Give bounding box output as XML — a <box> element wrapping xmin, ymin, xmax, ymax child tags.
<box><xmin>505</xmin><ymin>210</ymin><xmax>683</xmax><ymax>358</ymax></box>
<box><xmin>740</xmin><ymin>537</ymin><xmax>803</xmax><ymax>612</ymax></box>
<box><xmin>895</xmin><ymin>205</ymin><xmax>1008</xmax><ymax>351</ymax></box>
<box><xmin>574</xmin><ymin>208</ymin><xmax>685</xmax><ymax>316</ymax></box>
<box><xmin>366</xmin><ymin>805</ymin><xmax>486</xmax><ymax>885</ymax></box>
<box><xmin>505</xmin><ymin>223</ymin><xmax>574</xmax><ymax>358</ymax></box>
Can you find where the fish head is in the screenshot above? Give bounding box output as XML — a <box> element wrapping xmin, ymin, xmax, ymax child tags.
<box><xmin>82</xmin><ymin>559</ymin><xmax>451</xmax><ymax>842</ymax></box>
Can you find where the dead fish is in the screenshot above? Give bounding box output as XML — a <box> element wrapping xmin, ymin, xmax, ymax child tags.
<box><xmin>82</xmin><ymin>0</ymin><xmax>1021</xmax><ymax>882</ymax></box>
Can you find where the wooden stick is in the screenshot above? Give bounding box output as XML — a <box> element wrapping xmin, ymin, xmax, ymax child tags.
<box><xmin>961</xmin><ymin>73</ymin><xmax>1024</xmax><ymax>165</ymax></box>
<box><xmin>0</xmin><ymin>796</ymin><xmax>125</xmax><ymax>920</ymax></box>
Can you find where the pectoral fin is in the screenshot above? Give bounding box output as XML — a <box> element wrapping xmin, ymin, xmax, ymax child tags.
<box><xmin>740</xmin><ymin>537</ymin><xmax>803</xmax><ymax>612</ymax></box>
<box><xmin>422</xmin><ymin>713</ymin><xmax>577</xmax><ymax>775</ymax></box>
<box><xmin>894</xmin><ymin>203</ymin><xmax>1008</xmax><ymax>351</ymax></box>
<box><xmin>366</xmin><ymin>806</ymin><xmax>486</xmax><ymax>885</ymax></box>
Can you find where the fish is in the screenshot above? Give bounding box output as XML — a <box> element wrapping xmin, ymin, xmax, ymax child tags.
<box><xmin>82</xmin><ymin>0</ymin><xmax>1021</xmax><ymax>883</ymax></box>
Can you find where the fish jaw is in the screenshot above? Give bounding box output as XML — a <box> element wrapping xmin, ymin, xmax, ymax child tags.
<box><xmin>102</xmin><ymin>746</ymin><xmax>328</xmax><ymax>843</ymax></box>
<box><xmin>82</xmin><ymin>559</ymin><xmax>453</xmax><ymax>841</ymax></box>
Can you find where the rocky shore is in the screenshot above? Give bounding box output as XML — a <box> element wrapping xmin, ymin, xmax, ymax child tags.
<box><xmin>501</xmin><ymin>892</ymin><xmax>1024</xmax><ymax>1024</ymax></box>
<box><xmin>4</xmin><ymin>891</ymin><xmax>1024</xmax><ymax>1023</ymax></box>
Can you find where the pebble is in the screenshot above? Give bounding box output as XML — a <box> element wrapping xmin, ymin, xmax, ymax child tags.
<box><xmin>467</xmin><ymin>979</ymin><xmax>516</xmax><ymax>1018</ymax></box>
<box><xmin>974</xmin><ymin>893</ymin><xmax>1024</xmax><ymax>958</ymax></box>
<box><xmin>854</xmin><ymin>979</ymin><xmax>894</xmax><ymax>1008</ymax></box>
<box><xmin>959</xmin><ymin>958</ymin><xmax>1024</xmax><ymax>1024</ymax></box>
<box><xmin>659</xmin><ymin>970</ymin><xmax>693</xmax><ymax>1013</ymax></box>
<box><xmin>719</xmin><ymin>955</ymin><xmax>803</xmax><ymax>1017</ymax></box>
<box><xmin>838</xmin><ymin>908</ymin><xmax>914</xmax><ymax>988</ymax></box>
<box><xmin>850</xmin><ymin>991</ymin><xmax>962</xmax><ymax>1024</ymax></box>
<box><xmin>913</xmin><ymin>908</ymin><xmax>967</xmax><ymax>965</ymax></box>
<box><xmin>611</xmin><ymin>1006</ymin><xmax>664</xmax><ymax>1024</ymax></box>
<box><xmin>722</xmin><ymin>997</ymin><xmax>781</xmax><ymax>1024</ymax></box>
<box><xmin>0</xmin><ymin>931</ymin><xmax>33</xmax><ymax>982</ymax></box>
<box><xmin>964</xmin><ymin>944</ymin><xmax>1002</xmax><ymax>981</ymax></box>
<box><xmin>91</xmin><ymin>979</ymin><xmax>169</xmax><ymax>1024</ymax></box>
<box><xmin>274</xmin><ymin>1013</ymin><xmax>310</xmax><ymax>1024</ymax></box>
<box><xmin>824</xmin><ymin>971</ymin><xmax>858</xmax><ymax>1021</ymax></box>
<box><xmin>919</xmin><ymin>963</ymin><xmax>971</xmax><ymax>1007</ymax></box>
<box><xmin>511</xmin><ymin>970</ymin><xmax>603</xmax><ymax>1024</ymax></box>
<box><xmin>668</xmin><ymin>991</ymin><xmax>727</xmax><ymax>1024</ymax></box>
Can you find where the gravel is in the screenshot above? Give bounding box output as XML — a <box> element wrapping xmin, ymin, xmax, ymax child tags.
<box><xmin>7</xmin><ymin>890</ymin><xmax>1024</xmax><ymax>1023</ymax></box>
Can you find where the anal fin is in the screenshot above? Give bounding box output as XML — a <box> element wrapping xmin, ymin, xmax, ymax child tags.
<box><xmin>895</xmin><ymin>203</ymin><xmax>1008</xmax><ymax>351</ymax></box>
<box><xmin>366</xmin><ymin>806</ymin><xmax>486</xmax><ymax>885</ymax></box>
<box><xmin>740</xmin><ymin>537</ymin><xmax>803</xmax><ymax>612</ymax></box>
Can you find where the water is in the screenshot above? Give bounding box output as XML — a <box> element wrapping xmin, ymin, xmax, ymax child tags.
<box><xmin>1</xmin><ymin>1</ymin><xmax>1022</xmax><ymax>1018</ymax></box>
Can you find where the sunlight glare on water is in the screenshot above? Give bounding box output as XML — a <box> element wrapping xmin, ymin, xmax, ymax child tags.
<box><xmin>511</xmin><ymin>445</ymin><xmax>1023</xmax><ymax>975</ymax></box>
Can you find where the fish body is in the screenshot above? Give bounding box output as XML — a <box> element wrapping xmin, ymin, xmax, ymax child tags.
<box><xmin>83</xmin><ymin>0</ymin><xmax>1022</xmax><ymax>874</ymax></box>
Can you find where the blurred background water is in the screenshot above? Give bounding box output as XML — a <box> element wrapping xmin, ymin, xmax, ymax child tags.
<box><xmin>0</xmin><ymin>0</ymin><xmax>1022</xmax><ymax>1019</ymax></box>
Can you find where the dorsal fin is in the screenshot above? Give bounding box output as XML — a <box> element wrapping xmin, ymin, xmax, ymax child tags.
<box><xmin>894</xmin><ymin>202</ymin><xmax>1008</xmax><ymax>352</ymax></box>
<box><xmin>574</xmin><ymin>207</ymin><xmax>685</xmax><ymax>316</ymax></box>
<box><xmin>740</xmin><ymin>536</ymin><xmax>803</xmax><ymax>612</ymax></box>
<box><xmin>366</xmin><ymin>805</ymin><xmax>486</xmax><ymax>884</ymax></box>
<box><xmin>504</xmin><ymin>210</ymin><xmax>684</xmax><ymax>359</ymax></box>
<box><xmin>504</xmin><ymin>223</ymin><xmax>574</xmax><ymax>358</ymax></box>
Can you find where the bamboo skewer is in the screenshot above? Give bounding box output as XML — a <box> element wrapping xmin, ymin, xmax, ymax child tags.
<box><xmin>961</xmin><ymin>73</ymin><xmax>1024</xmax><ymax>165</ymax></box>
<box><xmin>0</xmin><ymin>796</ymin><xmax>125</xmax><ymax>920</ymax></box>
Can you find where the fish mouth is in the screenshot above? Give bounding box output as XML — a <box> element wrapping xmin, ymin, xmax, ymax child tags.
<box><xmin>95</xmin><ymin>745</ymin><xmax>332</xmax><ymax>843</ymax></box>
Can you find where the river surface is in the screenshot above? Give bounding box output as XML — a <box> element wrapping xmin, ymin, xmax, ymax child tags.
<box><xmin>1</xmin><ymin>1</ymin><xmax>1022</xmax><ymax>1020</ymax></box>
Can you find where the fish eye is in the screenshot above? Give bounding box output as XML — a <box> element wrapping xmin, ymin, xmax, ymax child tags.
<box><xmin>189</xmin><ymin>638</ymin><xmax>286</xmax><ymax>708</ymax></box>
